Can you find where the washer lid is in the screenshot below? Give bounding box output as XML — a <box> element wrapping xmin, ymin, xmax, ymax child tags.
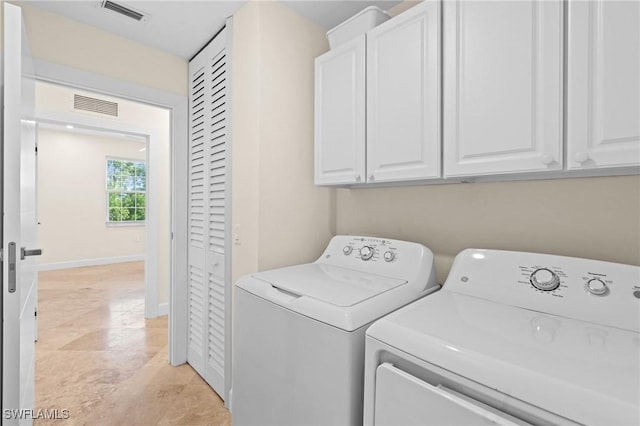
<box><xmin>252</xmin><ymin>263</ymin><xmax>406</xmax><ymax>307</ymax></box>
<box><xmin>366</xmin><ymin>292</ymin><xmax>640</xmax><ymax>426</ymax></box>
<box><xmin>236</xmin><ymin>262</ymin><xmax>428</xmax><ymax>331</ymax></box>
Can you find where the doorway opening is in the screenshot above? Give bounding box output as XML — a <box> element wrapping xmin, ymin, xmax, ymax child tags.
<box><xmin>32</xmin><ymin>81</ymin><xmax>175</xmax><ymax>415</ymax></box>
<box><xmin>33</xmin><ymin>81</ymin><xmax>172</xmax><ymax>319</ymax></box>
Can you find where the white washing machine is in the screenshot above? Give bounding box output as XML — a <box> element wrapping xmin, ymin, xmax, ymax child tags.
<box><xmin>231</xmin><ymin>235</ymin><xmax>439</xmax><ymax>426</ymax></box>
<box><xmin>364</xmin><ymin>249</ymin><xmax>640</xmax><ymax>426</ymax></box>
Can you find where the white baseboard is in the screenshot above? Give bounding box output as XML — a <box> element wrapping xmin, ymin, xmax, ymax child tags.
<box><xmin>157</xmin><ymin>303</ymin><xmax>169</xmax><ymax>317</ymax></box>
<box><xmin>38</xmin><ymin>255</ymin><xmax>145</xmax><ymax>271</ymax></box>
<box><xmin>145</xmin><ymin>302</ymin><xmax>168</xmax><ymax>319</ymax></box>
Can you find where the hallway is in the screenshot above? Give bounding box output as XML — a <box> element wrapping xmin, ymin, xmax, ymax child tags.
<box><xmin>35</xmin><ymin>262</ymin><xmax>231</xmax><ymax>425</ymax></box>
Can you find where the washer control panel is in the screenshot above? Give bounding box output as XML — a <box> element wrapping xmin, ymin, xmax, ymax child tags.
<box><xmin>445</xmin><ymin>249</ymin><xmax>640</xmax><ymax>332</ymax></box>
<box><xmin>339</xmin><ymin>237</ymin><xmax>401</xmax><ymax>264</ymax></box>
<box><xmin>320</xmin><ymin>236</ymin><xmax>436</xmax><ymax>284</ymax></box>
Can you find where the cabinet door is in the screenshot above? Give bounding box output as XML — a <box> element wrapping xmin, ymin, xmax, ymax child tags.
<box><xmin>366</xmin><ymin>1</ymin><xmax>441</xmax><ymax>183</ymax></box>
<box><xmin>314</xmin><ymin>36</ymin><xmax>366</xmax><ymax>185</ymax></box>
<box><xmin>566</xmin><ymin>0</ymin><xmax>640</xmax><ymax>170</ymax></box>
<box><xmin>443</xmin><ymin>1</ymin><xmax>563</xmax><ymax>177</ymax></box>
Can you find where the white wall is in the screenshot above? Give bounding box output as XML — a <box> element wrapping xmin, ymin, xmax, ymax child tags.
<box><xmin>37</xmin><ymin>127</ymin><xmax>145</xmax><ymax>266</ymax></box>
<box><xmin>35</xmin><ymin>81</ymin><xmax>172</xmax><ymax>306</ymax></box>
<box><xmin>231</xmin><ymin>1</ymin><xmax>335</xmax><ymax>282</ymax></box>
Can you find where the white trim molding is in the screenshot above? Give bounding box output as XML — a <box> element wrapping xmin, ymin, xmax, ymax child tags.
<box><xmin>38</xmin><ymin>254</ymin><xmax>144</xmax><ymax>271</ymax></box>
<box><xmin>157</xmin><ymin>303</ymin><xmax>169</xmax><ymax>317</ymax></box>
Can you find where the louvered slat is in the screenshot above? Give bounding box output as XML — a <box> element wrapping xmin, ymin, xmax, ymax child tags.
<box><xmin>188</xmin><ymin>265</ymin><xmax>205</xmax><ymax>352</ymax></box>
<box><xmin>208</xmin><ymin>272</ymin><xmax>225</xmax><ymax>371</ymax></box>
<box><xmin>189</xmin><ymin>66</ymin><xmax>207</xmax><ymax>249</ymax></box>
<box><xmin>208</xmin><ymin>50</ymin><xmax>227</xmax><ymax>255</ymax></box>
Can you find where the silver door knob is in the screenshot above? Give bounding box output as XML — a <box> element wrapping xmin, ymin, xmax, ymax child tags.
<box><xmin>21</xmin><ymin>247</ymin><xmax>43</xmax><ymax>260</ymax></box>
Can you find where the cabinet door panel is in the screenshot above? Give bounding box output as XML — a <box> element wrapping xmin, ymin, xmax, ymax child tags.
<box><xmin>567</xmin><ymin>0</ymin><xmax>640</xmax><ymax>169</ymax></box>
<box><xmin>314</xmin><ymin>36</ymin><xmax>366</xmax><ymax>185</ymax></box>
<box><xmin>444</xmin><ymin>0</ymin><xmax>563</xmax><ymax>177</ymax></box>
<box><xmin>367</xmin><ymin>1</ymin><xmax>441</xmax><ymax>182</ymax></box>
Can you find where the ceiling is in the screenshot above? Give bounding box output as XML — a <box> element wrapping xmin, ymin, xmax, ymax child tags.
<box><xmin>23</xmin><ymin>0</ymin><xmax>403</xmax><ymax>60</ymax></box>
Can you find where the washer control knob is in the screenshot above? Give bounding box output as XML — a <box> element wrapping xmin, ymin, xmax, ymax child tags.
<box><xmin>360</xmin><ymin>246</ymin><xmax>374</xmax><ymax>261</ymax></box>
<box><xmin>383</xmin><ymin>251</ymin><xmax>395</xmax><ymax>262</ymax></box>
<box><xmin>530</xmin><ymin>268</ymin><xmax>560</xmax><ymax>291</ymax></box>
<box><xmin>587</xmin><ymin>278</ymin><xmax>608</xmax><ymax>296</ymax></box>
<box><xmin>342</xmin><ymin>246</ymin><xmax>353</xmax><ymax>256</ymax></box>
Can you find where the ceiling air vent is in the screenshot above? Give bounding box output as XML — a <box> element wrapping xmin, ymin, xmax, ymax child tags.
<box><xmin>74</xmin><ymin>94</ymin><xmax>119</xmax><ymax>117</ymax></box>
<box><xmin>100</xmin><ymin>1</ymin><xmax>146</xmax><ymax>22</ymax></box>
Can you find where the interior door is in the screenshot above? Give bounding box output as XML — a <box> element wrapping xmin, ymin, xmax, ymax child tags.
<box><xmin>187</xmin><ymin>26</ymin><xmax>230</xmax><ymax>402</ymax></box>
<box><xmin>2</xmin><ymin>3</ymin><xmax>39</xmax><ymax>425</ymax></box>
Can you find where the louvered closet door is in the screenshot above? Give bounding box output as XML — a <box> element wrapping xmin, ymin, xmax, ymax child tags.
<box><xmin>188</xmin><ymin>27</ymin><xmax>230</xmax><ymax>400</ymax></box>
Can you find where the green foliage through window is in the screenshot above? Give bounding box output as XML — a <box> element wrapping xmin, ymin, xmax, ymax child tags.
<box><xmin>106</xmin><ymin>158</ymin><xmax>146</xmax><ymax>222</ymax></box>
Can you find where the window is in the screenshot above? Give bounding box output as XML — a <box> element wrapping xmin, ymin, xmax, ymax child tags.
<box><xmin>106</xmin><ymin>158</ymin><xmax>146</xmax><ymax>223</ymax></box>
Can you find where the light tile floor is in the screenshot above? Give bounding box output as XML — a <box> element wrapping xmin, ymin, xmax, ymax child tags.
<box><xmin>35</xmin><ymin>262</ymin><xmax>231</xmax><ymax>426</ymax></box>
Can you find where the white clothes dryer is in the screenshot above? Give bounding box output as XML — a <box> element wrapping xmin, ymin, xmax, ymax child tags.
<box><xmin>231</xmin><ymin>235</ymin><xmax>439</xmax><ymax>426</ymax></box>
<box><xmin>364</xmin><ymin>249</ymin><xmax>640</xmax><ymax>426</ymax></box>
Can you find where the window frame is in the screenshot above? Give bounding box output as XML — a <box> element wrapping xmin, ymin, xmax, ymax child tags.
<box><xmin>105</xmin><ymin>156</ymin><xmax>147</xmax><ymax>226</ymax></box>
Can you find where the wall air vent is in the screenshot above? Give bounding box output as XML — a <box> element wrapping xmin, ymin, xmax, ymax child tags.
<box><xmin>74</xmin><ymin>94</ymin><xmax>119</xmax><ymax>117</ymax></box>
<box><xmin>100</xmin><ymin>1</ymin><xmax>147</xmax><ymax>22</ymax></box>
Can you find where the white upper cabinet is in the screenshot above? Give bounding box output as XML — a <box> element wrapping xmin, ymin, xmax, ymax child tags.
<box><xmin>566</xmin><ymin>0</ymin><xmax>640</xmax><ymax>170</ymax></box>
<box><xmin>443</xmin><ymin>0</ymin><xmax>564</xmax><ymax>178</ymax></box>
<box><xmin>314</xmin><ymin>35</ymin><xmax>366</xmax><ymax>185</ymax></box>
<box><xmin>366</xmin><ymin>1</ymin><xmax>441</xmax><ymax>183</ymax></box>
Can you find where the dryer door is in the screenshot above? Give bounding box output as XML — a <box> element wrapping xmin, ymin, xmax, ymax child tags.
<box><xmin>374</xmin><ymin>363</ymin><xmax>531</xmax><ymax>426</ymax></box>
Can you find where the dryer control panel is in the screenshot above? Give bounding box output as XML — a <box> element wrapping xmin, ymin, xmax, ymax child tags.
<box><xmin>317</xmin><ymin>236</ymin><xmax>437</xmax><ymax>286</ymax></box>
<box><xmin>445</xmin><ymin>249</ymin><xmax>640</xmax><ymax>333</ymax></box>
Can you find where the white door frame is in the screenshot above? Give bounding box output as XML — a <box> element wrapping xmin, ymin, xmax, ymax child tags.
<box><xmin>27</xmin><ymin>60</ymin><xmax>189</xmax><ymax>365</ymax></box>
<box><xmin>35</xmin><ymin>115</ymin><xmax>160</xmax><ymax>318</ymax></box>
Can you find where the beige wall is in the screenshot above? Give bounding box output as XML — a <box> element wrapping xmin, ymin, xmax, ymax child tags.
<box><xmin>336</xmin><ymin>176</ymin><xmax>640</xmax><ymax>284</ymax></box>
<box><xmin>38</xmin><ymin>127</ymin><xmax>145</xmax><ymax>264</ymax></box>
<box><xmin>231</xmin><ymin>1</ymin><xmax>261</xmax><ymax>282</ymax></box>
<box><xmin>388</xmin><ymin>0</ymin><xmax>423</xmax><ymax>17</ymax></box>
<box><xmin>231</xmin><ymin>1</ymin><xmax>335</xmax><ymax>282</ymax></box>
<box><xmin>36</xmin><ymin>81</ymin><xmax>172</xmax><ymax>305</ymax></box>
<box><xmin>11</xmin><ymin>1</ymin><xmax>187</xmax><ymax>96</ymax></box>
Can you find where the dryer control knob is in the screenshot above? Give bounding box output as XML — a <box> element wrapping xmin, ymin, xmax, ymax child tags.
<box><xmin>342</xmin><ymin>245</ymin><xmax>353</xmax><ymax>255</ymax></box>
<box><xmin>360</xmin><ymin>246</ymin><xmax>374</xmax><ymax>261</ymax></box>
<box><xmin>530</xmin><ymin>268</ymin><xmax>560</xmax><ymax>291</ymax></box>
<box><xmin>383</xmin><ymin>251</ymin><xmax>395</xmax><ymax>262</ymax></box>
<box><xmin>587</xmin><ymin>278</ymin><xmax>608</xmax><ymax>296</ymax></box>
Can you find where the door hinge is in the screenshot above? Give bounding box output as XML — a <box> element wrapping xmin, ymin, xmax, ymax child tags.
<box><xmin>0</xmin><ymin>247</ymin><xmax>3</xmax><ymax>262</ymax></box>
